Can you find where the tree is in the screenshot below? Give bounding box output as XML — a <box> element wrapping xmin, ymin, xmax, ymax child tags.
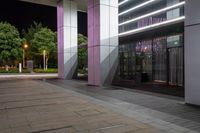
<box><xmin>0</xmin><ymin>22</ymin><xmax>23</xmax><ymax>66</ymax></box>
<box><xmin>78</xmin><ymin>34</ymin><xmax>87</xmax><ymax>45</ymax></box>
<box><xmin>22</xmin><ymin>21</ymin><xmax>43</xmax><ymax>45</ymax></box>
<box><xmin>78</xmin><ymin>34</ymin><xmax>87</xmax><ymax>73</ymax></box>
<box><xmin>22</xmin><ymin>21</ymin><xmax>43</xmax><ymax>60</ymax></box>
<box><xmin>31</xmin><ymin>28</ymin><xmax>57</xmax><ymax>69</ymax></box>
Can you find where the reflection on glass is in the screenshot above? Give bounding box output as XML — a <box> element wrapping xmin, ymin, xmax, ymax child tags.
<box><xmin>119</xmin><ymin>34</ymin><xmax>184</xmax><ymax>86</ymax></box>
<box><xmin>153</xmin><ymin>37</ymin><xmax>167</xmax><ymax>82</ymax></box>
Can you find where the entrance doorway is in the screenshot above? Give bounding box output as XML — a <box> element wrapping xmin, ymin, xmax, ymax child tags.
<box><xmin>119</xmin><ymin>34</ymin><xmax>184</xmax><ymax>86</ymax></box>
<box><xmin>76</xmin><ymin>34</ymin><xmax>88</xmax><ymax>81</ymax></box>
<box><xmin>168</xmin><ymin>47</ymin><xmax>184</xmax><ymax>86</ymax></box>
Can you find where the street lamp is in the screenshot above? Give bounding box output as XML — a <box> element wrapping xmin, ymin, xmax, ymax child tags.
<box><xmin>43</xmin><ymin>50</ymin><xmax>46</xmax><ymax>70</ymax></box>
<box><xmin>23</xmin><ymin>43</ymin><xmax>28</xmax><ymax>68</ymax></box>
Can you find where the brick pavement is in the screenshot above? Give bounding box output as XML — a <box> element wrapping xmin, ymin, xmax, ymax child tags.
<box><xmin>48</xmin><ymin>79</ymin><xmax>200</xmax><ymax>132</ymax></box>
<box><xmin>0</xmin><ymin>80</ymin><xmax>159</xmax><ymax>133</ymax></box>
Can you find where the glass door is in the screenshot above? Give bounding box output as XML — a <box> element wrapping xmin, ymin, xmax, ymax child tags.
<box><xmin>168</xmin><ymin>47</ymin><xmax>183</xmax><ymax>86</ymax></box>
<box><xmin>152</xmin><ymin>37</ymin><xmax>167</xmax><ymax>83</ymax></box>
<box><xmin>136</xmin><ymin>41</ymin><xmax>152</xmax><ymax>82</ymax></box>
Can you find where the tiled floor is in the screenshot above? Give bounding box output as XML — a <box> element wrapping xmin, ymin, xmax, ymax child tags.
<box><xmin>0</xmin><ymin>80</ymin><xmax>159</xmax><ymax>133</ymax></box>
<box><xmin>48</xmin><ymin>79</ymin><xmax>200</xmax><ymax>133</ymax></box>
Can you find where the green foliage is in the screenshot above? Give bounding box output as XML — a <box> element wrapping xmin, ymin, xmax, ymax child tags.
<box><xmin>0</xmin><ymin>68</ymin><xmax>30</xmax><ymax>73</ymax></box>
<box><xmin>22</xmin><ymin>22</ymin><xmax>57</xmax><ymax>68</ymax></box>
<box><xmin>34</xmin><ymin>68</ymin><xmax>58</xmax><ymax>73</ymax></box>
<box><xmin>0</xmin><ymin>22</ymin><xmax>23</xmax><ymax>65</ymax></box>
<box><xmin>22</xmin><ymin>21</ymin><xmax>43</xmax><ymax>60</ymax></box>
<box><xmin>78</xmin><ymin>34</ymin><xmax>87</xmax><ymax>45</ymax></box>
<box><xmin>0</xmin><ymin>67</ymin><xmax>57</xmax><ymax>73</ymax></box>
<box><xmin>0</xmin><ymin>21</ymin><xmax>57</xmax><ymax>71</ymax></box>
<box><xmin>31</xmin><ymin>28</ymin><xmax>57</xmax><ymax>68</ymax></box>
<box><xmin>78</xmin><ymin>34</ymin><xmax>87</xmax><ymax>72</ymax></box>
<box><xmin>22</xmin><ymin>21</ymin><xmax>43</xmax><ymax>45</ymax></box>
<box><xmin>32</xmin><ymin>28</ymin><xmax>56</xmax><ymax>55</ymax></box>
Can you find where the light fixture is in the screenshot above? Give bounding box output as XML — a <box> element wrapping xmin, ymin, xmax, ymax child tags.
<box><xmin>119</xmin><ymin>0</ymin><xmax>156</xmax><ymax>16</ymax></box>
<box><xmin>119</xmin><ymin>1</ymin><xmax>185</xmax><ymax>26</ymax></box>
<box><xmin>118</xmin><ymin>0</ymin><xmax>129</xmax><ymax>6</ymax></box>
<box><xmin>24</xmin><ymin>44</ymin><xmax>28</xmax><ymax>49</ymax></box>
<box><xmin>119</xmin><ymin>16</ymin><xmax>185</xmax><ymax>37</ymax></box>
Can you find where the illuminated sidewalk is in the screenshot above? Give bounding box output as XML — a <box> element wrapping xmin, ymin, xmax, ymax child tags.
<box><xmin>0</xmin><ymin>73</ymin><xmax>58</xmax><ymax>80</ymax></box>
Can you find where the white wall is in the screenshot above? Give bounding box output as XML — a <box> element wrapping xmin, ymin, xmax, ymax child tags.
<box><xmin>185</xmin><ymin>0</ymin><xmax>200</xmax><ymax>105</ymax></box>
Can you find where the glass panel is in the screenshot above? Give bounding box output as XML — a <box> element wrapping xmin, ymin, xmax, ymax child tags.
<box><xmin>119</xmin><ymin>44</ymin><xmax>136</xmax><ymax>80</ymax></box>
<box><xmin>136</xmin><ymin>40</ymin><xmax>152</xmax><ymax>81</ymax></box>
<box><xmin>167</xmin><ymin>34</ymin><xmax>183</xmax><ymax>48</ymax></box>
<box><xmin>153</xmin><ymin>37</ymin><xmax>167</xmax><ymax>82</ymax></box>
<box><xmin>119</xmin><ymin>33</ymin><xmax>184</xmax><ymax>86</ymax></box>
<box><xmin>168</xmin><ymin>47</ymin><xmax>183</xmax><ymax>86</ymax></box>
<box><xmin>119</xmin><ymin>6</ymin><xmax>184</xmax><ymax>33</ymax></box>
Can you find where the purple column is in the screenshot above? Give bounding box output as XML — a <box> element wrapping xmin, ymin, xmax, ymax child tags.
<box><xmin>57</xmin><ymin>0</ymin><xmax>78</xmax><ymax>79</ymax></box>
<box><xmin>88</xmin><ymin>0</ymin><xmax>118</xmax><ymax>86</ymax></box>
<box><xmin>57</xmin><ymin>1</ymin><xmax>64</xmax><ymax>79</ymax></box>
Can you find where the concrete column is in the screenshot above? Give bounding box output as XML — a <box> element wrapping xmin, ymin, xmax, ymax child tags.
<box><xmin>88</xmin><ymin>0</ymin><xmax>118</xmax><ymax>86</ymax></box>
<box><xmin>57</xmin><ymin>0</ymin><xmax>78</xmax><ymax>79</ymax></box>
<box><xmin>185</xmin><ymin>0</ymin><xmax>200</xmax><ymax>105</ymax></box>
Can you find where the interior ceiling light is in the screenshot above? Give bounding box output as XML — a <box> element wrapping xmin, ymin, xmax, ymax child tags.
<box><xmin>119</xmin><ymin>1</ymin><xmax>185</xmax><ymax>26</ymax></box>
<box><xmin>119</xmin><ymin>16</ymin><xmax>185</xmax><ymax>37</ymax></box>
<box><xmin>119</xmin><ymin>0</ymin><xmax>156</xmax><ymax>16</ymax></box>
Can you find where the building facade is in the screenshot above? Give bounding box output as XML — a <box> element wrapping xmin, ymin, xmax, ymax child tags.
<box><xmin>117</xmin><ymin>0</ymin><xmax>185</xmax><ymax>88</ymax></box>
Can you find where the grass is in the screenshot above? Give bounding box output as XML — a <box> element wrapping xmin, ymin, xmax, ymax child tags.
<box><xmin>33</xmin><ymin>68</ymin><xmax>58</xmax><ymax>73</ymax></box>
<box><xmin>0</xmin><ymin>68</ymin><xmax>30</xmax><ymax>73</ymax></box>
<box><xmin>0</xmin><ymin>68</ymin><xmax>58</xmax><ymax>73</ymax></box>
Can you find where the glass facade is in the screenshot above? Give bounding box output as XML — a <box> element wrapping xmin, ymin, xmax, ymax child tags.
<box><xmin>119</xmin><ymin>34</ymin><xmax>184</xmax><ymax>86</ymax></box>
<box><xmin>119</xmin><ymin>0</ymin><xmax>185</xmax><ymax>33</ymax></box>
<box><xmin>118</xmin><ymin>0</ymin><xmax>185</xmax><ymax>87</ymax></box>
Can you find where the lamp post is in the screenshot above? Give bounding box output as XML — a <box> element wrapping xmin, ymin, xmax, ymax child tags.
<box><xmin>23</xmin><ymin>43</ymin><xmax>28</xmax><ymax>68</ymax></box>
<box><xmin>43</xmin><ymin>50</ymin><xmax>46</xmax><ymax>70</ymax></box>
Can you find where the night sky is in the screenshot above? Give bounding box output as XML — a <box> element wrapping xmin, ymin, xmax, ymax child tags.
<box><xmin>0</xmin><ymin>0</ymin><xmax>87</xmax><ymax>36</ymax></box>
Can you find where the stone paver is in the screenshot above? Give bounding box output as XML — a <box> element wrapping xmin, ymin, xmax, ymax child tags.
<box><xmin>0</xmin><ymin>80</ymin><xmax>159</xmax><ymax>133</ymax></box>
<box><xmin>48</xmin><ymin>79</ymin><xmax>200</xmax><ymax>133</ymax></box>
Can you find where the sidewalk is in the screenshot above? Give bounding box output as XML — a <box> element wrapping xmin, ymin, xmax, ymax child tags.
<box><xmin>0</xmin><ymin>80</ymin><xmax>159</xmax><ymax>133</ymax></box>
<box><xmin>48</xmin><ymin>79</ymin><xmax>200</xmax><ymax>133</ymax></box>
<box><xmin>0</xmin><ymin>79</ymin><xmax>199</xmax><ymax>133</ymax></box>
<box><xmin>0</xmin><ymin>73</ymin><xmax>58</xmax><ymax>81</ymax></box>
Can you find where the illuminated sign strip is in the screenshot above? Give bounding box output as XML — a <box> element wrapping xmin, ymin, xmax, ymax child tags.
<box><xmin>119</xmin><ymin>16</ymin><xmax>185</xmax><ymax>37</ymax></box>
<box><xmin>119</xmin><ymin>1</ymin><xmax>185</xmax><ymax>26</ymax></box>
<box><xmin>118</xmin><ymin>0</ymin><xmax>130</xmax><ymax>6</ymax></box>
<box><xmin>119</xmin><ymin>0</ymin><xmax>156</xmax><ymax>16</ymax></box>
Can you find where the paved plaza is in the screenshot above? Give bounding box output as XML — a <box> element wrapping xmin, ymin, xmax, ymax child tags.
<box><xmin>0</xmin><ymin>79</ymin><xmax>199</xmax><ymax>133</ymax></box>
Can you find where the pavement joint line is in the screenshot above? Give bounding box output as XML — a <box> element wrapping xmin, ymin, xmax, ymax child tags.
<box><xmin>0</xmin><ymin>92</ymin><xmax>64</xmax><ymax>96</ymax></box>
<box><xmin>0</xmin><ymin>86</ymin><xmax>44</xmax><ymax>90</ymax></box>
<box><xmin>0</xmin><ymin>99</ymin><xmax>82</xmax><ymax>110</ymax></box>
<box><xmin>29</xmin><ymin>125</ymin><xmax>73</xmax><ymax>133</ymax></box>
<box><xmin>99</xmin><ymin>124</ymin><xmax>125</xmax><ymax>130</ymax></box>
<box><xmin>0</xmin><ymin>91</ymin><xmax>61</xmax><ymax>96</ymax></box>
<box><xmin>0</xmin><ymin>102</ymin><xmax>58</xmax><ymax>110</ymax></box>
<box><xmin>0</xmin><ymin>95</ymin><xmax>72</xmax><ymax>104</ymax></box>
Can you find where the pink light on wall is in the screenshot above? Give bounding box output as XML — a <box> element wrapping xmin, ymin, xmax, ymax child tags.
<box><xmin>57</xmin><ymin>1</ymin><xmax>64</xmax><ymax>79</ymax></box>
<box><xmin>88</xmin><ymin>0</ymin><xmax>101</xmax><ymax>86</ymax></box>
